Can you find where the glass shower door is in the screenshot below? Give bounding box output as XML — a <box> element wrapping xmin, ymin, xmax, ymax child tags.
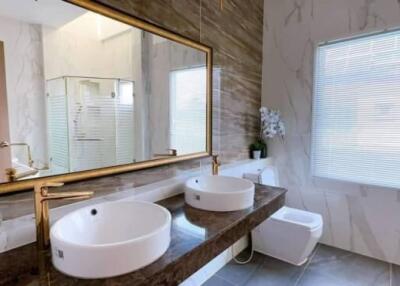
<box><xmin>47</xmin><ymin>76</ymin><xmax>135</xmax><ymax>174</ymax></box>
<box><xmin>67</xmin><ymin>77</ymin><xmax>116</xmax><ymax>172</ymax></box>
<box><xmin>46</xmin><ymin>78</ymin><xmax>70</xmax><ymax>175</ymax></box>
<box><xmin>66</xmin><ymin>77</ymin><xmax>134</xmax><ymax>172</ymax></box>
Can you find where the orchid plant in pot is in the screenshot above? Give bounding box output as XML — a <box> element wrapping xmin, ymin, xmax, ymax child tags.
<box><xmin>250</xmin><ymin>107</ymin><xmax>285</xmax><ymax>159</ymax></box>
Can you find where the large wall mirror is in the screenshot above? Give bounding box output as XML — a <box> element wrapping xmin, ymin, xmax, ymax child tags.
<box><xmin>0</xmin><ymin>0</ymin><xmax>212</xmax><ymax>194</ymax></box>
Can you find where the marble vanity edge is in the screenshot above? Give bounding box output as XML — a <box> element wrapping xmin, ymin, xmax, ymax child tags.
<box><xmin>0</xmin><ymin>184</ymin><xmax>286</xmax><ymax>286</ymax></box>
<box><xmin>0</xmin><ymin>158</ymin><xmax>273</xmax><ymax>253</ymax></box>
<box><xmin>149</xmin><ymin>192</ymin><xmax>286</xmax><ymax>286</ymax></box>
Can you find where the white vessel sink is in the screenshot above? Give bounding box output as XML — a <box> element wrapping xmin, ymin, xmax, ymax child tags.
<box><xmin>50</xmin><ymin>201</ymin><xmax>171</xmax><ymax>279</ymax></box>
<box><xmin>185</xmin><ymin>175</ymin><xmax>255</xmax><ymax>212</ymax></box>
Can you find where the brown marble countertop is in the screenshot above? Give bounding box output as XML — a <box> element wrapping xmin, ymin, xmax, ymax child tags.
<box><xmin>0</xmin><ymin>184</ymin><xmax>286</xmax><ymax>286</ymax></box>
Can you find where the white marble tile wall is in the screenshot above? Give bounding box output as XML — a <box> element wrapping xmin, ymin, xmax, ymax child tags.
<box><xmin>262</xmin><ymin>0</ymin><xmax>400</xmax><ymax>265</ymax></box>
<box><xmin>0</xmin><ymin>16</ymin><xmax>47</xmax><ymax>168</ymax></box>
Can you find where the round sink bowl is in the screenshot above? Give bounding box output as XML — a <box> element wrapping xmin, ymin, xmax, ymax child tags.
<box><xmin>185</xmin><ymin>175</ymin><xmax>255</xmax><ymax>212</ymax></box>
<box><xmin>50</xmin><ymin>201</ymin><xmax>171</xmax><ymax>279</ymax></box>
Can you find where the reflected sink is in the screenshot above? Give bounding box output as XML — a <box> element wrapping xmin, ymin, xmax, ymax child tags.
<box><xmin>50</xmin><ymin>201</ymin><xmax>171</xmax><ymax>279</ymax></box>
<box><xmin>185</xmin><ymin>175</ymin><xmax>255</xmax><ymax>212</ymax></box>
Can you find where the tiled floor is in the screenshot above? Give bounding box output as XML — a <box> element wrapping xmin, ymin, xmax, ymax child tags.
<box><xmin>204</xmin><ymin>244</ymin><xmax>400</xmax><ymax>286</ymax></box>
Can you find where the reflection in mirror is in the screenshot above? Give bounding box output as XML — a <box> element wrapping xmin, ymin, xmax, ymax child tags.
<box><xmin>0</xmin><ymin>0</ymin><xmax>207</xmax><ymax>184</ymax></box>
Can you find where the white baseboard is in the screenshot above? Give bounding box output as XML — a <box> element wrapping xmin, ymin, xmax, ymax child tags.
<box><xmin>180</xmin><ymin>235</ymin><xmax>249</xmax><ymax>286</ymax></box>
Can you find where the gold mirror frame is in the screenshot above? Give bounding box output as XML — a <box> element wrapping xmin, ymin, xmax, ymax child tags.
<box><xmin>0</xmin><ymin>0</ymin><xmax>212</xmax><ymax>194</ymax></box>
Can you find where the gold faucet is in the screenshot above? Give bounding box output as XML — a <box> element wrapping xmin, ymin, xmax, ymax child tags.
<box><xmin>153</xmin><ymin>148</ymin><xmax>177</xmax><ymax>158</ymax></box>
<box><xmin>5</xmin><ymin>168</ymin><xmax>17</xmax><ymax>182</ymax></box>
<box><xmin>5</xmin><ymin>167</ymin><xmax>39</xmax><ymax>182</ymax></box>
<box><xmin>0</xmin><ymin>141</ymin><xmax>34</xmax><ymax>167</ymax></box>
<box><xmin>212</xmin><ymin>154</ymin><xmax>220</xmax><ymax>175</ymax></box>
<box><xmin>34</xmin><ymin>182</ymin><xmax>93</xmax><ymax>250</ymax></box>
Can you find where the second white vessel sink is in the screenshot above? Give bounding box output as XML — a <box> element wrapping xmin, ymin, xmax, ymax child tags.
<box><xmin>50</xmin><ymin>201</ymin><xmax>171</xmax><ymax>279</ymax></box>
<box><xmin>185</xmin><ymin>175</ymin><xmax>255</xmax><ymax>211</ymax></box>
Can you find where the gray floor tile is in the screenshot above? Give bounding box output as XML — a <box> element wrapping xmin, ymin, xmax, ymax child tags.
<box><xmin>392</xmin><ymin>264</ymin><xmax>400</xmax><ymax>286</ymax></box>
<box><xmin>297</xmin><ymin>244</ymin><xmax>390</xmax><ymax>286</ymax></box>
<box><xmin>215</xmin><ymin>251</ymin><xmax>264</xmax><ymax>285</ymax></box>
<box><xmin>244</xmin><ymin>254</ymin><xmax>306</xmax><ymax>286</ymax></box>
<box><xmin>203</xmin><ymin>275</ymin><xmax>235</xmax><ymax>286</ymax></box>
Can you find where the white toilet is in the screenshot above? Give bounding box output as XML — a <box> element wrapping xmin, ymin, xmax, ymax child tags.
<box><xmin>252</xmin><ymin>206</ymin><xmax>322</xmax><ymax>265</ymax></box>
<box><xmin>244</xmin><ymin>166</ymin><xmax>323</xmax><ymax>266</ymax></box>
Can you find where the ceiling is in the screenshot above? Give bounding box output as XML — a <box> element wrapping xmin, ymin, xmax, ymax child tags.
<box><xmin>0</xmin><ymin>0</ymin><xmax>86</xmax><ymax>28</ymax></box>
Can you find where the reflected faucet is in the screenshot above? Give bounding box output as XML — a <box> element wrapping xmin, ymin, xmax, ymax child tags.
<box><xmin>5</xmin><ymin>168</ymin><xmax>17</xmax><ymax>182</ymax></box>
<box><xmin>5</xmin><ymin>166</ymin><xmax>39</xmax><ymax>182</ymax></box>
<box><xmin>1</xmin><ymin>141</ymin><xmax>49</xmax><ymax>181</ymax></box>
<box><xmin>153</xmin><ymin>148</ymin><xmax>177</xmax><ymax>158</ymax></box>
<box><xmin>212</xmin><ymin>154</ymin><xmax>220</xmax><ymax>175</ymax></box>
<box><xmin>34</xmin><ymin>182</ymin><xmax>93</xmax><ymax>250</ymax></box>
<box><xmin>0</xmin><ymin>141</ymin><xmax>34</xmax><ymax>167</ymax></box>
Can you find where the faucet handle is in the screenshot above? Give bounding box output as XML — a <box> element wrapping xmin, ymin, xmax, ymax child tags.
<box><xmin>43</xmin><ymin>182</ymin><xmax>64</xmax><ymax>188</ymax></box>
<box><xmin>212</xmin><ymin>154</ymin><xmax>220</xmax><ymax>164</ymax></box>
<box><xmin>167</xmin><ymin>148</ymin><xmax>177</xmax><ymax>156</ymax></box>
<box><xmin>35</xmin><ymin>181</ymin><xmax>64</xmax><ymax>196</ymax></box>
<box><xmin>211</xmin><ymin>154</ymin><xmax>220</xmax><ymax>175</ymax></box>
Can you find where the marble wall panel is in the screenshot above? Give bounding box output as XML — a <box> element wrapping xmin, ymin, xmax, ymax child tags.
<box><xmin>263</xmin><ymin>0</ymin><xmax>400</xmax><ymax>265</ymax></box>
<box><xmin>95</xmin><ymin>0</ymin><xmax>201</xmax><ymax>41</ymax></box>
<box><xmin>0</xmin><ymin>17</ymin><xmax>47</xmax><ymax>168</ymax></box>
<box><xmin>200</xmin><ymin>0</ymin><xmax>264</xmax><ymax>161</ymax></box>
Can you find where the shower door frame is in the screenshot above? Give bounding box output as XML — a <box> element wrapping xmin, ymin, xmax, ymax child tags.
<box><xmin>0</xmin><ymin>41</ymin><xmax>11</xmax><ymax>182</ymax></box>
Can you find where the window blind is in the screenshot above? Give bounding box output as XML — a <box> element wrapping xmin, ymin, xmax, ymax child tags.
<box><xmin>312</xmin><ymin>29</ymin><xmax>400</xmax><ymax>189</ymax></box>
<box><xmin>169</xmin><ymin>67</ymin><xmax>207</xmax><ymax>155</ymax></box>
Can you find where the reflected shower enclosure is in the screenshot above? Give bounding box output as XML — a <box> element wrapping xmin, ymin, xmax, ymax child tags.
<box><xmin>46</xmin><ymin>76</ymin><xmax>135</xmax><ymax>175</ymax></box>
<box><xmin>0</xmin><ymin>0</ymin><xmax>210</xmax><ymax>190</ymax></box>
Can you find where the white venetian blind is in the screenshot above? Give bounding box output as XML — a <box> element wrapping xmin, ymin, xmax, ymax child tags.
<box><xmin>312</xmin><ymin>29</ymin><xmax>400</xmax><ymax>189</ymax></box>
<box><xmin>169</xmin><ymin>66</ymin><xmax>207</xmax><ymax>155</ymax></box>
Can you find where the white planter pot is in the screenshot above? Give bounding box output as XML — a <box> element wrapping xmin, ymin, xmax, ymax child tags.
<box><xmin>253</xmin><ymin>150</ymin><xmax>261</xmax><ymax>160</ymax></box>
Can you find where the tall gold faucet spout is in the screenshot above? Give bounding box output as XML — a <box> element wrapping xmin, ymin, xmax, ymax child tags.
<box><xmin>212</xmin><ymin>154</ymin><xmax>220</xmax><ymax>176</ymax></box>
<box><xmin>44</xmin><ymin>191</ymin><xmax>94</xmax><ymax>201</ymax></box>
<box><xmin>34</xmin><ymin>181</ymin><xmax>94</xmax><ymax>250</ymax></box>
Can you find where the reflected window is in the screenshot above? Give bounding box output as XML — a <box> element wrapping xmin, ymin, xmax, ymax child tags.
<box><xmin>169</xmin><ymin>67</ymin><xmax>207</xmax><ymax>155</ymax></box>
<box><xmin>119</xmin><ymin>80</ymin><xmax>134</xmax><ymax>105</ymax></box>
<box><xmin>174</xmin><ymin>215</ymin><xmax>206</xmax><ymax>238</ymax></box>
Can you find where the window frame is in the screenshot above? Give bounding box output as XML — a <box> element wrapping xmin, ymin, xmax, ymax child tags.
<box><xmin>311</xmin><ymin>28</ymin><xmax>400</xmax><ymax>189</ymax></box>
